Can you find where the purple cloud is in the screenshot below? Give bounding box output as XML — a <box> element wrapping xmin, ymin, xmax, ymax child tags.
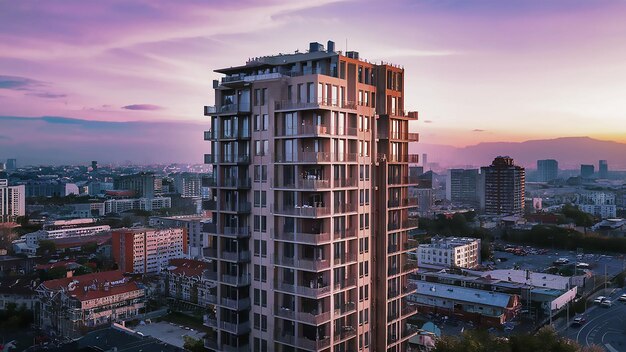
<box><xmin>122</xmin><ymin>104</ymin><xmax>163</xmax><ymax>111</ymax></box>
<box><xmin>473</xmin><ymin>129</ymin><xmax>486</xmax><ymax>132</ymax></box>
<box><xmin>26</xmin><ymin>92</ymin><xmax>67</xmax><ymax>99</ymax></box>
<box><xmin>0</xmin><ymin>75</ymin><xmax>44</xmax><ymax>90</ymax></box>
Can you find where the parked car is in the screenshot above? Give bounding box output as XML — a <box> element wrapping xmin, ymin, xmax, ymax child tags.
<box><xmin>571</xmin><ymin>317</ymin><xmax>586</xmax><ymax>327</ymax></box>
<box><xmin>618</xmin><ymin>294</ymin><xmax>626</xmax><ymax>302</ymax></box>
<box><xmin>554</xmin><ymin>258</ymin><xmax>569</xmax><ymax>265</ymax></box>
<box><xmin>601</xmin><ymin>299</ymin><xmax>612</xmax><ymax>308</ymax></box>
<box><xmin>594</xmin><ymin>296</ymin><xmax>606</xmax><ymax>304</ymax></box>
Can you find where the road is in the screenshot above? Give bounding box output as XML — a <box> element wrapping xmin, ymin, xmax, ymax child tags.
<box><xmin>561</xmin><ymin>288</ymin><xmax>626</xmax><ymax>352</ymax></box>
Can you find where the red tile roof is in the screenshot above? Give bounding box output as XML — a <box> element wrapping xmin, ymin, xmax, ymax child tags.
<box><xmin>41</xmin><ymin>270</ymin><xmax>143</xmax><ymax>302</ymax></box>
<box><xmin>167</xmin><ymin>259</ymin><xmax>209</xmax><ymax>277</ymax></box>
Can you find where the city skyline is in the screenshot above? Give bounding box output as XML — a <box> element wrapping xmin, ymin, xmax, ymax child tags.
<box><xmin>1</xmin><ymin>0</ymin><xmax>626</xmax><ymax>154</ymax></box>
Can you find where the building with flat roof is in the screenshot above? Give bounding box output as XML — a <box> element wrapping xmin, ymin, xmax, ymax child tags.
<box><xmin>416</xmin><ymin>236</ymin><xmax>481</xmax><ymax>270</ymax></box>
<box><xmin>576</xmin><ymin>191</ymin><xmax>616</xmax><ymax>219</ymax></box>
<box><xmin>481</xmin><ymin>156</ymin><xmax>525</xmax><ymax>216</ymax></box>
<box><xmin>114</xmin><ymin>172</ymin><xmax>162</xmax><ymax>199</ymax></box>
<box><xmin>149</xmin><ymin>215</ymin><xmax>211</xmax><ymax>258</ymax></box>
<box><xmin>599</xmin><ymin>160</ymin><xmax>608</xmax><ymax>179</ymax></box>
<box><xmin>35</xmin><ymin>271</ymin><xmax>146</xmax><ymax>339</ymax></box>
<box><xmin>0</xmin><ymin>179</ymin><xmax>25</xmax><ymax>223</ymax></box>
<box><xmin>408</xmin><ymin>281</ymin><xmax>520</xmax><ymax>327</ymax></box>
<box><xmin>164</xmin><ymin>258</ymin><xmax>215</xmax><ymax>309</ymax></box>
<box><xmin>446</xmin><ymin>169</ymin><xmax>480</xmax><ymax>206</ymax></box>
<box><xmin>580</xmin><ymin>164</ymin><xmax>594</xmax><ymax>178</ymax></box>
<box><xmin>203</xmin><ymin>40</ymin><xmax>420</xmax><ymax>352</ymax></box>
<box><xmin>537</xmin><ymin>159</ymin><xmax>558</xmax><ymax>182</ymax></box>
<box><xmin>112</xmin><ymin>228</ymin><xmax>187</xmax><ymax>275</ymax></box>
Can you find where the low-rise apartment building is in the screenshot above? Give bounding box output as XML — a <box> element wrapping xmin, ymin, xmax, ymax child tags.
<box><xmin>36</xmin><ymin>271</ymin><xmax>145</xmax><ymax>339</ymax></box>
<box><xmin>415</xmin><ymin>236</ymin><xmax>481</xmax><ymax>269</ymax></box>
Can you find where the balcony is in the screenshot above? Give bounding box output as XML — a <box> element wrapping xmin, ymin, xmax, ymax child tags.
<box><xmin>221</xmin><ymin>274</ymin><xmax>251</xmax><ymax>287</ymax></box>
<box><xmin>221</xmin><ymin>250</ymin><xmax>251</xmax><ymax>263</ymax></box>
<box><xmin>402</xmin><ymin>262</ymin><xmax>418</xmax><ymax>274</ymax></box>
<box><xmin>403</xmin><ymin>238</ymin><xmax>419</xmax><ymax>251</ymax></box>
<box><xmin>274</xmin><ymin>331</ymin><xmax>331</xmax><ymax>351</ymax></box>
<box><xmin>334</xmin><ymin>203</ymin><xmax>358</xmax><ymax>214</ymax></box>
<box><xmin>221</xmin><ymin>71</ymin><xmax>283</xmax><ymax>85</ymax></box>
<box><xmin>388</xmin><ymin>219</ymin><xmax>419</xmax><ymax>231</ymax></box>
<box><xmin>274</xmin><ymin>99</ymin><xmax>357</xmax><ymax>112</ymax></box>
<box><xmin>273</xmin><ymin>204</ymin><xmax>331</xmax><ymax>218</ymax></box>
<box><xmin>408</xmin><ymin>132</ymin><xmax>419</xmax><ymax>142</ymax></box>
<box><xmin>220</xmin><ymin>320</ymin><xmax>251</xmax><ymax>335</ymax></box>
<box><xmin>222</xmin><ymin>226</ymin><xmax>251</xmax><ymax>239</ymax></box>
<box><xmin>203</xmin><ymin>248</ymin><xmax>218</xmax><ymax>259</ymax></box>
<box><xmin>334</xmin><ymin>302</ymin><xmax>357</xmax><ymax>316</ymax></box>
<box><xmin>335</xmin><ymin>178</ymin><xmax>358</xmax><ymax>188</ymax></box>
<box><xmin>204</xmin><ymin>103</ymin><xmax>251</xmax><ymax>116</ymax></box>
<box><xmin>221</xmin><ymin>154</ymin><xmax>250</xmax><ymax>164</ymax></box>
<box><xmin>220</xmin><ymin>297</ymin><xmax>251</xmax><ymax>311</ymax></box>
<box><xmin>275</xmin><ymin>307</ymin><xmax>331</xmax><ymax>325</ymax></box>
<box><xmin>273</xmin><ymin>230</ymin><xmax>331</xmax><ymax>245</ymax></box>
<box><xmin>334</xmin><ymin>327</ymin><xmax>357</xmax><ymax>342</ymax></box>
<box><xmin>204</xmin><ymin>130</ymin><xmax>216</xmax><ymax>141</ymax></box>
<box><xmin>334</xmin><ymin>153</ymin><xmax>358</xmax><ymax>163</ymax></box>
<box><xmin>203</xmin><ymin>315</ymin><xmax>217</xmax><ymax>328</ymax></box>
<box><xmin>203</xmin><ymin>223</ymin><xmax>217</xmax><ymax>234</ymax></box>
<box><xmin>333</xmin><ymin>227</ymin><xmax>357</xmax><ymax>240</ymax></box>
<box><xmin>402</xmin><ymin>282</ymin><xmax>417</xmax><ymax>295</ymax></box>
<box><xmin>275</xmin><ymin>281</ymin><xmax>331</xmax><ymax>298</ymax></box>
<box><xmin>220</xmin><ymin>178</ymin><xmax>251</xmax><ymax>189</ymax></box>
<box><xmin>402</xmin><ymin>325</ymin><xmax>420</xmax><ymax>339</ymax></box>
<box><xmin>388</xmin><ymin>198</ymin><xmax>418</xmax><ymax>209</ymax></box>
<box><xmin>275</xmin><ymin>151</ymin><xmax>331</xmax><ymax>163</ymax></box>
<box><xmin>220</xmin><ymin>129</ymin><xmax>251</xmax><ymax>140</ymax></box>
<box><xmin>273</xmin><ymin>177</ymin><xmax>331</xmax><ymax>190</ymax></box>
<box><xmin>220</xmin><ymin>201</ymin><xmax>252</xmax><ymax>214</ymax></box>
<box><xmin>222</xmin><ymin>344</ymin><xmax>250</xmax><ymax>352</ymax></box>
<box><xmin>273</xmin><ymin>255</ymin><xmax>331</xmax><ymax>272</ymax></box>
<box><xmin>333</xmin><ymin>253</ymin><xmax>357</xmax><ymax>266</ymax></box>
<box><xmin>204</xmin><ymin>154</ymin><xmax>216</xmax><ymax>164</ymax></box>
<box><xmin>275</xmin><ymin>124</ymin><xmax>331</xmax><ymax>138</ymax></box>
<box><xmin>204</xmin><ymin>338</ymin><xmax>218</xmax><ymax>350</ymax></box>
<box><xmin>333</xmin><ymin>277</ymin><xmax>357</xmax><ymax>291</ymax></box>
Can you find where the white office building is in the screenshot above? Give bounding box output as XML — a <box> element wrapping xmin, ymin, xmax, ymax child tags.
<box><xmin>416</xmin><ymin>236</ymin><xmax>481</xmax><ymax>269</ymax></box>
<box><xmin>576</xmin><ymin>191</ymin><xmax>616</xmax><ymax>219</ymax></box>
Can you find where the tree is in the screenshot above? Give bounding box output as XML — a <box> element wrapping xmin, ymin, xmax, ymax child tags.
<box><xmin>183</xmin><ymin>336</ymin><xmax>205</xmax><ymax>352</ymax></box>
<box><xmin>37</xmin><ymin>240</ymin><xmax>57</xmax><ymax>255</ymax></box>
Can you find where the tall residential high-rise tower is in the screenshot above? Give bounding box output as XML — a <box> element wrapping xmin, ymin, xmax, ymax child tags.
<box><xmin>598</xmin><ymin>160</ymin><xmax>608</xmax><ymax>179</ymax></box>
<box><xmin>536</xmin><ymin>159</ymin><xmax>558</xmax><ymax>182</ymax></box>
<box><xmin>203</xmin><ymin>41</ymin><xmax>420</xmax><ymax>352</ymax></box>
<box><xmin>481</xmin><ymin>156</ymin><xmax>525</xmax><ymax>216</ymax></box>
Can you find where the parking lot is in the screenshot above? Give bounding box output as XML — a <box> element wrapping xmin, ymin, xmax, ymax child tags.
<box><xmin>492</xmin><ymin>245</ymin><xmax>625</xmax><ymax>279</ymax></box>
<box><xmin>133</xmin><ymin>321</ymin><xmax>204</xmax><ymax>348</ymax></box>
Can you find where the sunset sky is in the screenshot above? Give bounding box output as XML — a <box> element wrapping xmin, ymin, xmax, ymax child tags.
<box><xmin>1</xmin><ymin>0</ymin><xmax>626</xmax><ymax>153</ymax></box>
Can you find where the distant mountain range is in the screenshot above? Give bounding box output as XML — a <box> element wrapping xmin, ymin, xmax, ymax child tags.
<box><xmin>1</xmin><ymin>116</ymin><xmax>625</xmax><ymax>169</ymax></box>
<box><xmin>412</xmin><ymin>137</ymin><xmax>626</xmax><ymax>170</ymax></box>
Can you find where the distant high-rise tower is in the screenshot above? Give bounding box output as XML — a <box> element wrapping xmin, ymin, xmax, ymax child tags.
<box><xmin>6</xmin><ymin>159</ymin><xmax>16</xmax><ymax>171</ymax></box>
<box><xmin>446</xmin><ymin>169</ymin><xmax>480</xmax><ymax>206</ymax></box>
<box><xmin>580</xmin><ymin>164</ymin><xmax>595</xmax><ymax>178</ymax></box>
<box><xmin>91</xmin><ymin>160</ymin><xmax>98</xmax><ymax>171</ymax></box>
<box><xmin>481</xmin><ymin>156</ymin><xmax>525</xmax><ymax>216</ymax></box>
<box><xmin>422</xmin><ymin>153</ymin><xmax>428</xmax><ymax>168</ymax></box>
<box><xmin>536</xmin><ymin>159</ymin><xmax>558</xmax><ymax>182</ymax></box>
<box><xmin>599</xmin><ymin>160</ymin><xmax>608</xmax><ymax>179</ymax></box>
<box><xmin>0</xmin><ymin>179</ymin><xmax>25</xmax><ymax>223</ymax></box>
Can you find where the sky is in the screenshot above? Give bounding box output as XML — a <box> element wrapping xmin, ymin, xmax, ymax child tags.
<box><xmin>1</xmin><ymin>0</ymin><xmax>626</xmax><ymax>164</ymax></box>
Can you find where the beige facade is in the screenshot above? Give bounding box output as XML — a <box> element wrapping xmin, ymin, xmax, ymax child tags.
<box><xmin>203</xmin><ymin>41</ymin><xmax>419</xmax><ymax>352</ymax></box>
<box><xmin>0</xmin><ymin>179</ymin><xmax>25</xmax><ymax>223</ymax></box>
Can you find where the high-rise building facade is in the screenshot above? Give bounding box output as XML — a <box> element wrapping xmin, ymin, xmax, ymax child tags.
<box><xmin>598</xmin><ymin>160</ymin><xmax>608</xmax><ymax>179</ymax></box>
<box><xmin>580</xmin><ymin>164</ymin><xmax>594</xmax><ymax>178</ymax></box>
<box><xmin>114</xmin><ymin>172</ymin><xmax>162</xmax><ymax>198</ymax></box>
<box><xmin>0</xmin><ymin>179</ymin><xmax>25</xmax><ymax>223</ymax></box>
<box><xmin>203</xmin><ymin>41</ymin><xmax>419</xmax><ymax>352</ymax></box>
<box><xmin>445</xmin><ymin>169</ymin><xmax>480</xmax><ymax>206</ymax></box>
<box><xmin>6</xmin><ymin>159</ymin><xmax>17</xmax><ymax>171</ymax></box>
<box><xmin>481</xmin><ymin>156</ymin><xmax>525</xmax><ymax>216</ymax></box>
<box><xmin>112</xmin><ymin>228</ymin><xmax>187</xmax><ymax>275</ymax></box>
<box><xmin>536</xmin><ymin>159</ymin><xmax>558</xmax><ymax>182</ymax></box>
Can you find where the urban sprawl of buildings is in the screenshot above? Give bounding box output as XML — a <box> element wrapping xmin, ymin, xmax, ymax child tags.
<box><xmin>1</xmin><ymin>41</ymin><xmax>626</xmax><ymax>352</ymax></box>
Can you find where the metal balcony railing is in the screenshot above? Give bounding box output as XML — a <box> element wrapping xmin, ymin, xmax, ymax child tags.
<box><xmin>333</xmin><ymin>227</ymin><xmax>357</xmax><ymax>240</ymax></box>
<box><xmin>275</xmin><ymin>281</ymin><xmax>331</xmax><ymax>298</ymax></box>
<box><xmin>274</xmin><ymin>331</ymin><xmax>331</xmax><ymax>350</ymax></box>
<box><xmin>273</xmin><ymin>204</ymin><xmax>331</xmax><ymax>217</ymax></box>
<box><xmin>273</xmin><ymin>255</ymin><xmax>331</xmax><ymax>271</ymax></box>
<box><xmin>220</xmin><ymin>297</ymin><xmax>251</xmax><ymax>311</ymax></box>
<box><xmin>221</xmin><ymin>250</ymin><xmax>251</xmax><ymax>263</ymax></box>
<box><xmin>222</xmin><ymin>226</ymin><xmax>251</xmax><ymax>239</ymax></box>
<box><xmin>221</xmin><ymin>274</ymin><xmax>251</xmax><ymax>286</ymax></box>
<box><xmin>273</xmin><ymin>177</ymin><xmax>331</xmax><ymax>190</ymax></box>
<box><xmin>333</xmin><ymin>253</ymin><xmax>357</xmax><ymax>266</ymax></box>
<box><xmin>273</xmin><ymin>230</ymin><xmax>331</xmax><ymax>245</ymax></box>
<box><xmin>274</xmin><ymin>151</ymin><xmax>331</xmax><ymax>163</ymax></box>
